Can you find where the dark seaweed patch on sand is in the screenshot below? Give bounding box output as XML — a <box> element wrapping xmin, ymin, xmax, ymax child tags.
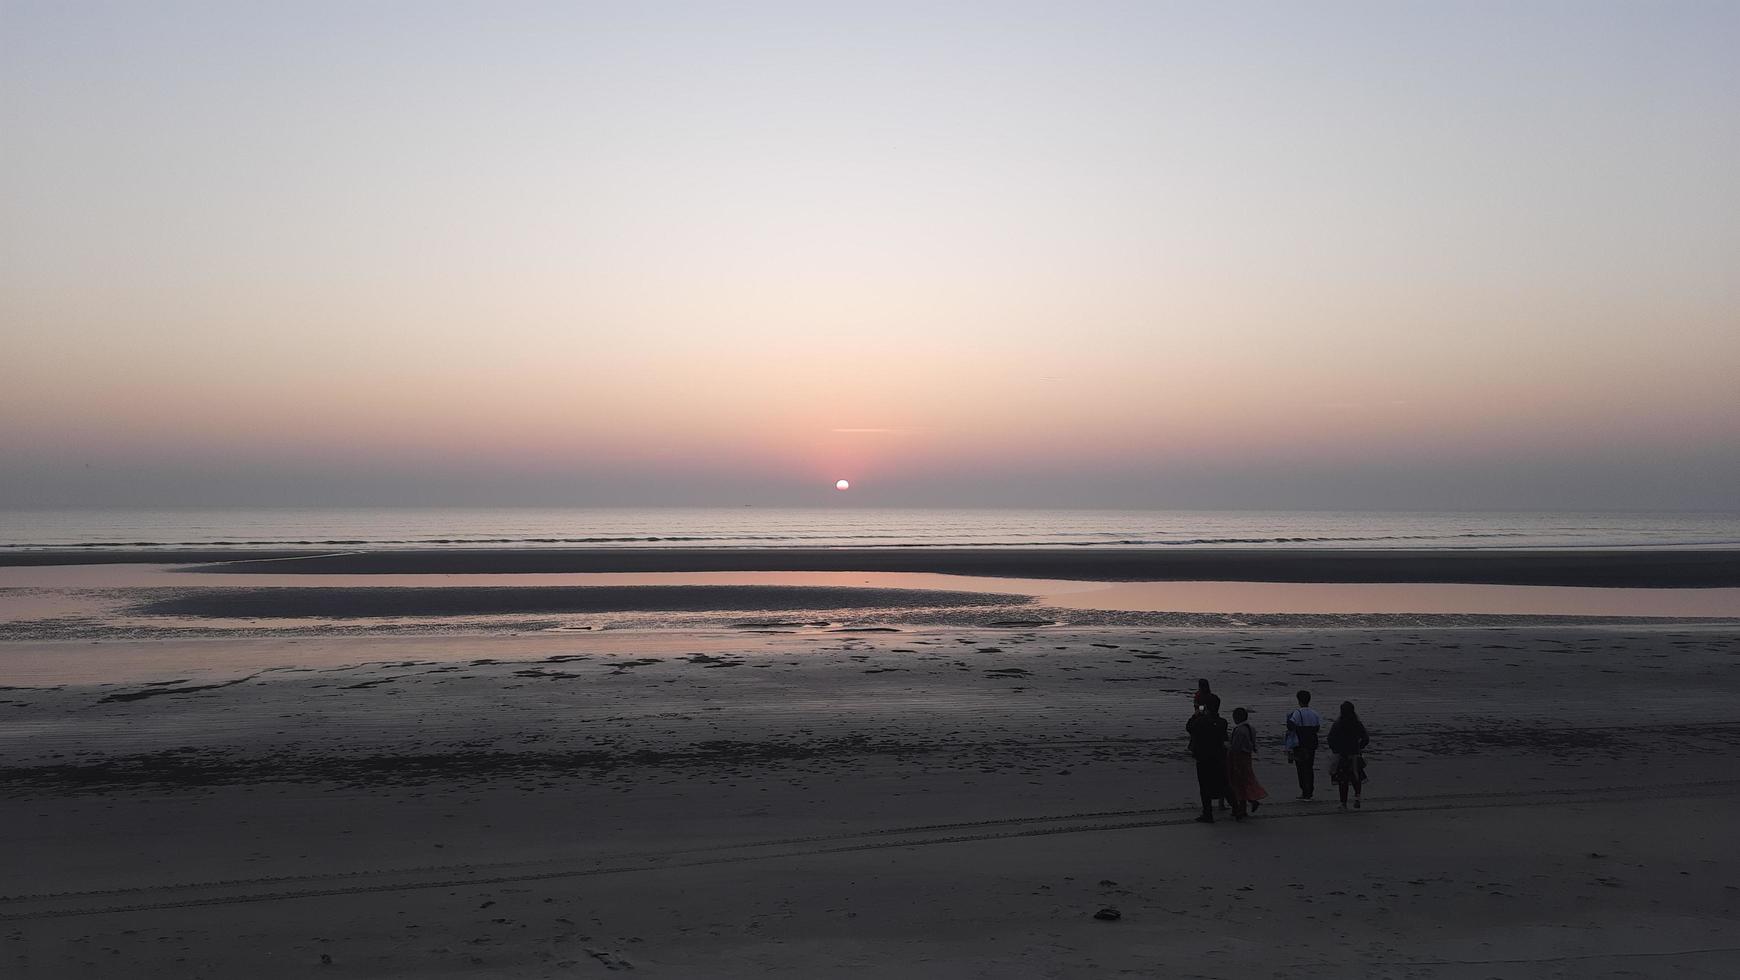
<box><xmin>0</xmin><ymin>737</ymin><xmax>946</xmax><ymax>792</ymax></box>
<box><xmin>98</xmin><ymin>673</ymin><xmax>266</xmax><ymax>703</ymax></box>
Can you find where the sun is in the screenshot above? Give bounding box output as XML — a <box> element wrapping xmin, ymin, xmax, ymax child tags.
<box><xmin>835</xmin><ymin>479</ymin><xmax>850</xmax><ymax>491</ymax></box>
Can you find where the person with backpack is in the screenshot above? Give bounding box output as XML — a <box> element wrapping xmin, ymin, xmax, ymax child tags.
<box><xmin>1284</xmin><ymin>690</ymin><xmax>1323</xmax><ymax>800</ymax></box>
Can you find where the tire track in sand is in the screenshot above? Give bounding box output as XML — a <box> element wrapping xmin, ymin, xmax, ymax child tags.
<box><xmin>4</xmin><ymin>777</ymin><xmax>1739</xmax><ymax>922</ymax></box>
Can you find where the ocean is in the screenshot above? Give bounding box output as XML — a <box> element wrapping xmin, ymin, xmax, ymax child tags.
<box><xmin>2</xmin><ymin>508</ymin><xmax>1737</xmax><ymax>551</ymax></box>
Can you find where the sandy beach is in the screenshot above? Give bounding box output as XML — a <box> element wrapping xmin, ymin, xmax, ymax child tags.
<box><xmin>5</xmin><ymin>552</ymin><xmax>1740</xmax><ymax>978</ymax></box>
<box><xmin>12</xmin><ymin>0</ymin><xmax>1740</xmax><ymax>972</ymax></box>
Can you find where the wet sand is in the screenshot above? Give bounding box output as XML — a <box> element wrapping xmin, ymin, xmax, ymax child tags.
<box><xmin>5</xmin><ymin>624</ymin><xmax>1740</xmax><ymax>977</ymax></box>
<box><xmin>132</xmin><ymin>584</ymin><xmax>1028</xmax><ymax>618</ymax></box>
<box><xmin>5</xmin><ymin>546</ymin><xmax>1740</xmax><ymax>587</ymax></box>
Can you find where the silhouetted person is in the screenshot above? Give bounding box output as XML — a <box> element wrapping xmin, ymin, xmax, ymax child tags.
<box><xmin>1285</xmin><ymin>690</ymin><xmax>1323</xmax><ymax>800</ymax></box>
<box><xmin>1189</xmin><ymin>680</ymin><xmax>1228</xmax><ymax>809</ymax></box>
<box><xmin>1226</xmin><ymin>706</ymin><xmax>1267</xmax><ymax>820</ymax></box>
<box><xmin>1186</xmin><ymin>693</ymin><xmax>1229</xmax><ymax>823</ymax></box>
<box><xmin>1327</xmin><ymin>700</ymin><xmax>1370</xmax><ymax>809</ymax></box>
<box><xmin>1193</xmin><ymin>678</ymin><xmax>1213</xmax><ymax>711</ymax></box>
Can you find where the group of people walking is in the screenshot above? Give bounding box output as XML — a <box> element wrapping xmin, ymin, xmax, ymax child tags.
<box><xmin>1184</xmin><ymin>679</ymin><xmax>1369</xmax><ymax>824</ymax></box>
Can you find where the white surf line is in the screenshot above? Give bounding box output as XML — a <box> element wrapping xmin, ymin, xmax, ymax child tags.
<box><xmin>5</xmin><ymin>778</ymin><xmax>1739</xmax><ymax>921</ymax></box>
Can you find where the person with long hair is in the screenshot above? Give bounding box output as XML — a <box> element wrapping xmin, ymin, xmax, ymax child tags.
<box><xmin>1186</xmin><ymin>693</ymin><xmax>1230</xmax><ymax>823</ymax></box>
<box><xmin>1327</xmin><ymin>701</ymin><xmax>1370</xmax><ymax>809</ymax></box>
<box><xmin>1226</xmin><ymin>706</ymin><xmax>1268</xmax><ymax>820</ymax></box>
<box><xmin>1193</xmin><ymin>678</ymin><xmax>1213</xmax><ymax>710</ymax></box>
<box><xmin>1190</xmin><ymin>679</ymin><xmax>1226</xmax><ymax>812</ymax></box>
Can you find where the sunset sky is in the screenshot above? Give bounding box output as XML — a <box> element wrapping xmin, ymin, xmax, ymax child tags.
<box><xmin>3</xmin><ymin>2</ymin><xmax>1737</xmax><ymax>509</ymax></box>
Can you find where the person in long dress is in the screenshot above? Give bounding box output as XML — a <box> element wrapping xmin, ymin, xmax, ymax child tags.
<box><xmin>1186</xmin><ymin>694</ymin><xmax>1229</xmax><ymax>824</ymax></box>
<box><xmin>1190</xmin><ymin>679</ymin><xmax>1226</xmax><ymax>811</ymax></box>
<box><xmin>1226</xmin><ymin>706</ymin><xmax>1268</xmax><ymax>820</ymax></box>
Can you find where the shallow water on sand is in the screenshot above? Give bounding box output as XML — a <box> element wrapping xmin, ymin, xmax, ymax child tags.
<box><xmin>2</xmin><ymin>565</ymin><xmax>1738</xmax><ymax>641</ymax></box>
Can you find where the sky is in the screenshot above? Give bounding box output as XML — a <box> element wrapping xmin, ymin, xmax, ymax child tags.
<box><xmin>3</xmin><ymin>1</ymin><xmax>1737</xmax><ymax>510</ymax></box>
